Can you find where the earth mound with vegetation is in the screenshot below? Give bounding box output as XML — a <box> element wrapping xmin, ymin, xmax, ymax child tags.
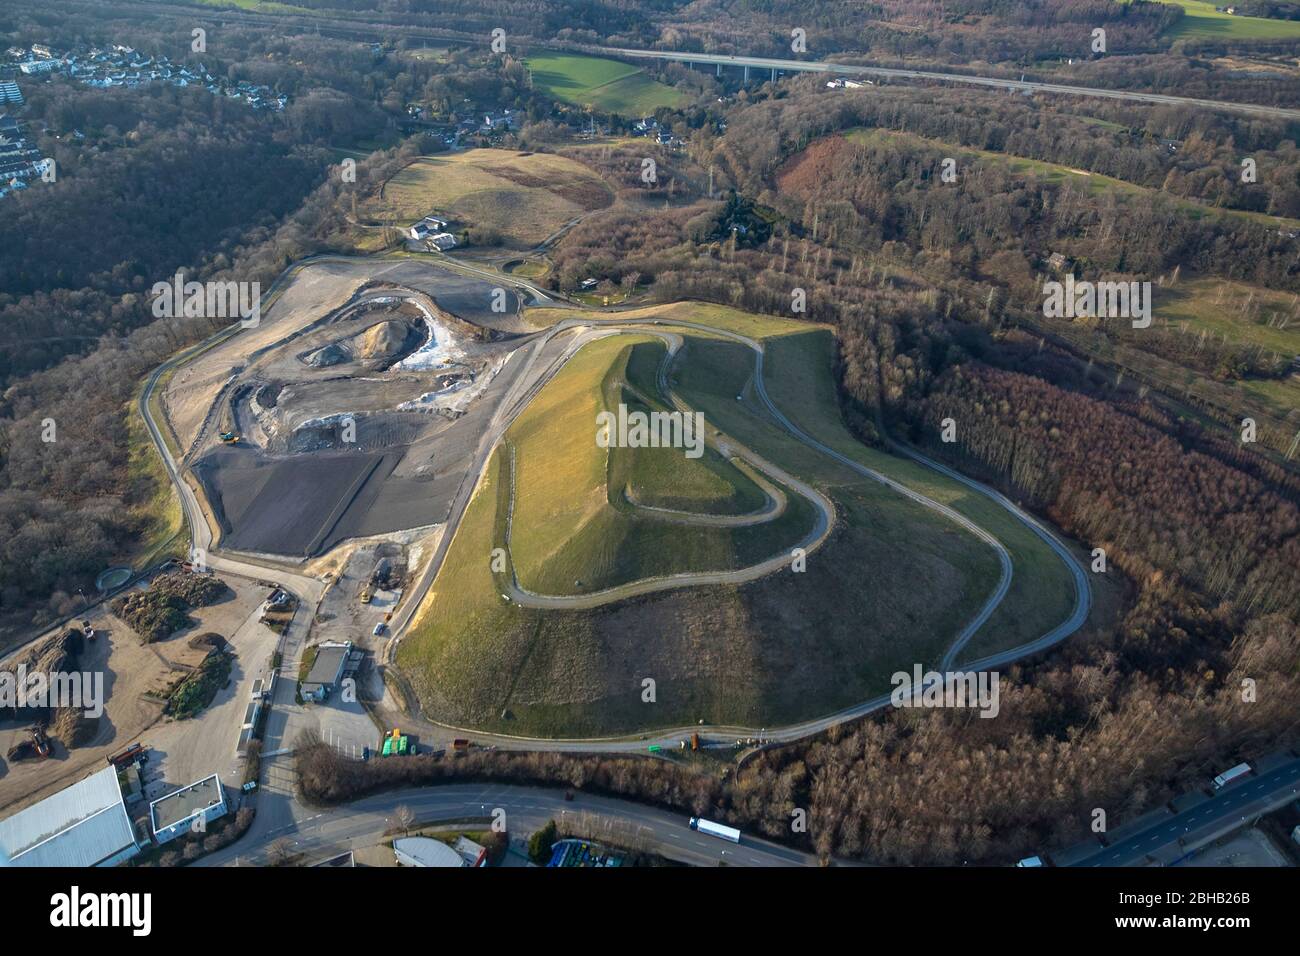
<box><xmin>112</xmin><ymin>573</ymin><xmax>230</xmax><ymax>643</ymax></box>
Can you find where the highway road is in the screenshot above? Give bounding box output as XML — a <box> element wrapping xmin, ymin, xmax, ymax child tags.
<box><xmin>200</xmin><ymin>780</ymin><xmax>817</xmax><ymax>868</ymax></box>
<box><xmin>43</xmin><ymin>0</ymin><xmax>1297</xmax><ymax>121</ymax></box>
<box><xmin>1072</xmin><ymin>758</ymin><xmax>1300</xmax><ymax>867</ymax></box>
<box><xmin>608</xmin><ymin>48</ymin><xmax>1300</xmax><ymax>121</ymax></box>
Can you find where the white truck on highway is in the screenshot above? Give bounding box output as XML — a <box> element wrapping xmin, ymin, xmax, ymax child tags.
<box><xmin>1212</xmin><ymin>762</ymin><xmax>1251</xmax><ymax>790</ymax></box>
<box><xmin>689</xmin><ymin>817</ymin><xmax>741</xmax><ymax>843</ymax></box>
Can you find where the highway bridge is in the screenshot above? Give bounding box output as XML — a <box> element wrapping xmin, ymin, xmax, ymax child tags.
<box><xmin>607</xmin><ymin>47</ymin><xmax>1300</xmax><ymax>122</ymax></box>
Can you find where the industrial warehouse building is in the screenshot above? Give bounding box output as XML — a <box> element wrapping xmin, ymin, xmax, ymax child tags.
<box><xmin>0</xmin><ymin>765</ymin><xmax>141</xmax><ymax>867</ymax></box>
<box><xmin>149</xmin><ymin>774</ymin><xmax>228</xmax><ymax>844</ymax></box>
<box><xmin>393</xmin><ymin>836</ymin><xmax>467</xmax><ymax>868</ymax></box>
<box><xmin>300</xmin><ymin>640</ymin><xmax>355</xmax><ymax>701</ymax></box>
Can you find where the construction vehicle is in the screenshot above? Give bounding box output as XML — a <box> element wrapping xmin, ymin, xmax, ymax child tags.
<box><xmin>30</xmin><ymin>726</ymin><xmax>51</xmax><ymax>759</ymax></box>
<box><xmin>691</xmin><ymin>732</ymin><xmax>700</xmax><ymax>752</ymax></box>
<box><xmin>360</xmin><ymin>587</ymin><xmax>373</xmax><ymax>604</ymax></box>
<box><xmin>107</xmin><ymin>742</ymin><xmax>144</xmax><ymax>768</ymax></box>
<box><xmin>452</xmin><ymin>738</ymin><xmax>471</xmax><ymax>752</ymax></box>
<box><xmin>219</xmin><ymin>431</ymin><xmax>240</xmax><ymax>444</ymax></box>
<box><xmin>82</xmin><ymin>619</ymin><xmax>96</xmax><ymax>641</ymax></box>
<box><xmin>380</xmin><ymin>727</ymin><xmax>411</xmax><ymax>758</ymax></box>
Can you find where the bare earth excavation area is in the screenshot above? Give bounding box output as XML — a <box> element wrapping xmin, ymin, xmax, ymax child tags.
<box><xmin>160</xmin><ymin>255</ymin><xmax>1088</xmax><ymax>737</ymax></box>
<box><xmin>167</xmin><ymin>259</ymin><xmax>533</xmax><ymax>557</ymax></box>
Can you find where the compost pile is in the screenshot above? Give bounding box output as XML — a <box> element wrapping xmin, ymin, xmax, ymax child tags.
<box><xmin>111</xmin><ymin>572</ymin><xmax>230</xmax><ymax>643</ymax></box>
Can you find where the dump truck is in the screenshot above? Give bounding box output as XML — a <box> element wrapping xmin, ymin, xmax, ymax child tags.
<box><xmin>82</xmin><ymin>619</ymin><xmax>95</xmax><ymax>641</ymax></box>
<box><xmin>107</xmin><ymin>742</ymin><xmax>144</xmax><ymax>768</ymax></box>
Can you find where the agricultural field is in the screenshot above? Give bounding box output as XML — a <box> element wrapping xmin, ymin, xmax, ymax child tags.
<box><xmin>363</xmin><ymin>149</ymin><xmax>613</xmax><ymax>248</ymax></box>
<box><xmin>396</xmin><ymin>301</ymin><xmax>1088</xmax><ymax>737</ymax></box>
<box><xmin>1154</xmin><ymin>0</ymin><xmax>1300</xmax><ymax>39</ymax></box>
<box><xmin>525</xmin><ymin>52</ymin><xmax>687</xmax><ymax>115</ymax></box>
<box><xmin>1115</xmin><ymin>277</ymin><xmax>1300</xmax><ymax>432</ymax></box>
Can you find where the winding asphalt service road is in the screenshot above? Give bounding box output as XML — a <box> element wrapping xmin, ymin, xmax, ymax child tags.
<box><xmin>141</xmin><ymin>269</ymin><xmax>1092</xmax><ymax>750</ymax></box>
<box><xmin>499</xmin><ymin>326</ymin><xmax>837</xmax><ymax>609</ymax></box>
<box><xmin>140</xmin><ymin>261</ymin><xmax>1094</xmax><ymax>865</ymax></box>
<box><xmin>375</xmin><ymin>310</ymin><xmax>1091</xmax><ymax>746</ymax></box>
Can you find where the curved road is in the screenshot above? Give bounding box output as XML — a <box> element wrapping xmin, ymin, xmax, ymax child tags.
<box><xmin>140</xmin><ymin>261</ymin><xmax>1091</xmax><ymax>752</ymax></box>
<box><xmin>500</xmin><ymin>327</ymin><xmax>837</xmax><ymax>609</ymax></box>
<box><xmin>199</xmin><ymin>781</ymin><xmax>818</xmax><ymax>868</ymax></box>
<box><xmin>381</xmin><ymin>312</ymin><xmax>1090</xmax><ymax>747</ymax></box>
<box><xmin>138</xmin><ymin>260</ymin><xmax>1097</xmax><ymax>866</ymax></box>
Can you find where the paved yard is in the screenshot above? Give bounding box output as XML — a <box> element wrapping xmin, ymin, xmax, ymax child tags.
<box><xmin>0</xmin><ymin>574</ymin><xmax>267</xmax><ymax>814</ymax></box>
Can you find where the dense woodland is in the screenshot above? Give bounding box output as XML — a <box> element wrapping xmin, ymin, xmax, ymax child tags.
<box><xmin>546</xmin><ymin>80</ymin><xmax>1300</xmax><ymax>861</ymax></box>
<box><xmin>0</xmin><ymin>8</ymin><xmax>579</xmax><ymax>631</ymax></box>
<box><xmin>0</xmin><ymin>119</ymin><xmax>420</xmax><ymax>631</ymax></box>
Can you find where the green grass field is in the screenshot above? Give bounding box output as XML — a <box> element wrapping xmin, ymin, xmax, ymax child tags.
<box><xmin>1154</xmin><ymin>0</ymin><xmax>1300</xmax><ymax>39</ymax></box>
<box><xmin>126</xmin><ymin>400</ymin><xmax>185</xmax><ymax>568</ymax></box>
<box><xmin>1157</xmin><ymin>278</ymin><xmax>1300</xmax><ymax>356</ymax></box>
<box><xmin>396</xmin><ymin>301</ymin><xmax>1092</xmax><ymax>736</ymax></box>
<box><xmin>525</xmin><ymin>53</ymin><xmax>686</xmax><ymax>115</ymax></box>
<box><xmin>364</xmin><ymin>149</ymin><xmax>613</xmax><ymax>248</ymax></box>
<box><xmin>617</xmin><ymin>342</ymin><xmax>769</xmax><ymax>515</ymax></box>
<box><xmin>506</xmin><ymin>335</ymin><xmax>814</xmax><ymax>595</ymax></box>
<box><xmin>664</xmin><ymin>316</ymin><xmax>1080</xmax><ymax>665</ymax></box>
